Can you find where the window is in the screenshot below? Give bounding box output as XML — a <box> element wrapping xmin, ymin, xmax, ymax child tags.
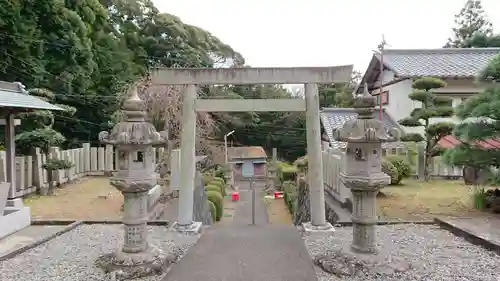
<box><xmin>376</xmin><ymin>91</ymin><xmax>389</xmax><ymax>105</ymax></box>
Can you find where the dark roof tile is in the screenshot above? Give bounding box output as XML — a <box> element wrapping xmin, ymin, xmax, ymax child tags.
<box><xmin>320</xmin><ymin>108</ymin><xmax>404</xmax><ymax>148</ymax></box>
<box><xmin>380</xmin><ymin>48</ymin><xmax>500</xmax><ymax>78</ymax></box>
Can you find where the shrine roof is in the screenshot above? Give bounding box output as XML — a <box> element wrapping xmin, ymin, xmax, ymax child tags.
<box><xmin>228</xmin><ymin>146</ymin><xmax>267</xmax><ymax>160</ymax></box>
<box><xmin>320</xmin><ymin>107</ymin><xmax>404</xmax><ymax>148</ymax></box>
<box><xmin>0</xmin><ymin>81</ymin><xmax>62</xmax><ymax>111</ymax></box>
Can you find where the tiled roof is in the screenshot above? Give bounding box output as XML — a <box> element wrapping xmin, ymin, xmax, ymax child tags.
<box><xmin>228</xmin><ymin>146</ymin><xmax>267</xmax><ymax>159</ymax></box>
<box><xmin>378</xmin><ymin>48</ymin><xmax>500</xmax><ymax>78</ymax></box>
<box><xmin>438</xmin><ymin>135</ymin><xmax>500</xmax><ymax>149</ymax></box>
<box><xmin>0</xmin><ymin>81</ymin><xmax>63</xmax><ymax>111</ymax></box>
<box><xmin>320</xmin><ymin>108</ymin><xmax>404</xmax><ymax>148</ymax></box>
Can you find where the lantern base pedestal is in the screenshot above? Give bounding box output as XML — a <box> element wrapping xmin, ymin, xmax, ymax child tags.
<box><xmin>96</xmin><ymin>244</ymin><xmax>177</xmax><ymax>280</ymax></box>
<box><xmin>170</xmin><ymin>221</ymin><xmax>202</xmax><ymax>234</ymax></box>
<box><xmin>314</xmin><ymin>244</ymin><xmax>411</xmax><ymax>277</ymax></box>
<box><xmin>302</xmin><ymin>222</ymin><xmax>335</xmax><ymax>235</ymax></box>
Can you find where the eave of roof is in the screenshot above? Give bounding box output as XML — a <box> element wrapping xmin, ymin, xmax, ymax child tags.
<box><xmin>356</xmin><ymin>48</ymin><xmax>500</xmax><ymax>95</ymax></box>
<box><xmin>320</xmin><ymin>107</ymin><xmax>405</xmax><ymax>148</ymax></box>
<box><xmin>0</xmin><ymin>82</ymin><xmax>63</xmax><ymax>111</ymax></box>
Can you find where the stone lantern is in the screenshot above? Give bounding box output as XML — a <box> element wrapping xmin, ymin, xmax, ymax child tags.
<box><xmin>97</xmin><ymin>84</ymin><xmax>168</xmax><ymax>279</ymax></box>
<box><xmin>334</xmin><ymin>84</ymin><xmax>400</xmax><ymax>254</ymax></box>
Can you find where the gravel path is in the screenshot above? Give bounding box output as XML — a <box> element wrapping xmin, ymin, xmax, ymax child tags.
<box><xmin>0</xmin><ymin>224</ymin><xmax>199</xmax><ymax>281</ymax></box>
<box><xmin>304</xmin><ymin>224</ymin><xmax>500</xmax><ymax>281</ymax></box>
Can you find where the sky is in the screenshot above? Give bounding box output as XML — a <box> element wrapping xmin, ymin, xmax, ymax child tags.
<box><xmin>153</xmin><ymin>0</ymin><xmax>500</xmax><ymax>73</ymax></box>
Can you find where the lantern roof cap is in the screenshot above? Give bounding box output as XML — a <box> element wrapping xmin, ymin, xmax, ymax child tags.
<box><xmin>99</xmin><ymin>83</ymin><xmax>167</xmax><ymax>147</ymax></box>
<box><xmin>333</xmin><ymin>83</ymin><xmax>400</xmax><ymax>143</ymax></box>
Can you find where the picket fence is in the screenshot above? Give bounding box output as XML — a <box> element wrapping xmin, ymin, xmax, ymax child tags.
<box><xmin>322</xmin><ymin>144</ymin><xmax>463</xmax><ymax>207</ymax></box>
<box><xmin>0</xmin><ymin>143</ymin><xmax>168</xmax><ymax>199</ymax></box>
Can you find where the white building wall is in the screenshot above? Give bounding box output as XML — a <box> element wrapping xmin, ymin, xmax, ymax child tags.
<box><xmin>372</xmin><ymin>72</ymin><xmax>481</xmax><ymax>136</ymax></box>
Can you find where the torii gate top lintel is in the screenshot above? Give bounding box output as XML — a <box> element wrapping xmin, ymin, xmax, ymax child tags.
<box><xmin>150</xmin><ymin>65</ymin><xmax>353</xmax><ymax>85</ymax></box>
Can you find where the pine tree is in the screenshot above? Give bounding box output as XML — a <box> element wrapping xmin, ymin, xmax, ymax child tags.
<box><xmin>398</xmin><ymin>77</ymin><xmax>455</xmax><ymax>181</ymax></box>
<box><xmin>445</xmin><ymin>0</ymin><xmax>493</xmax><ymax>48</ymax></box>
<box><xmin>443</xmin><ymin>55</ymin><xmax>500</xmax><ymax>182</ymax></box>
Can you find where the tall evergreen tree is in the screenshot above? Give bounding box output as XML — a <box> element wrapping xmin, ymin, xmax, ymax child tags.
<box><xmin>445</xmin><ymin>0</ymin><xmax>493</xmax><ymax>48</ymax></box>
<box><xmin>443</xmin><ymin>55</ymin><xmax>500</xmax><ymax>177</ymax></box>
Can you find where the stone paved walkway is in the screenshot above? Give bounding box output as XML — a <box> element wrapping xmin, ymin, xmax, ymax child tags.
<box><xmin>435</xmin><ymin>214</ymin><xmax>500</xmax><ymax>254</ymax></box>
<box><xmin>163</xmin><ymin>181</ymin><xmax>318</xmax><ymax>281</ymax></box>
<box><xmin>0</xmin><ymin>225</ymin><xmax>67</xmax><ymax>258</ymax></box>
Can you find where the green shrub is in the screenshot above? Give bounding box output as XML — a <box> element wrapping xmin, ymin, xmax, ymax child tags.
<box><xmin>282</xmin><ymin>180</ymin><xmax>298</xmax><ymax>215</ymax></box>
<box><xmin>278</xmin><ymin>162</ymin><xmax>298</xmax><ymax>185</ymax></box>
<box><xmin>208</xmin><ymin>182</ymin><xmax>225</xmax><ymax>195</ymax></box>
<box><xmin>211</xmin><ymin>177</ymin><xmax>226</xmax><ymax>195</ymax></box>
<box><xmin>203</xmin><ymin>173</ymin><xmax>213</xmax><ymax>185</ymax></box>
<box><xmin>215</xmin><ymin>168</ymin><xmax>225</xmax><ymax>180</ymax></box>
<box><xmin>471</xmin><ymin>186</ymin><xmax>487</xmax><ymax>210</ymax></box>
<box><xmin>212</xmin><ymin>176</ymin><xmax>225</xmax><ymax>185</ymax></box>
<box><xmin>207</xmin><ymin>190</ymin><xmax>224</xmax><ymax>221</ymax></box>
<box><xmin>294</xmin><ymin>155</ymin><xmax>308</xmax><ymax>173</ymax></box>
<box><xmin>386</xmin><ymin>155</ymin><xmax>411</xmax><ymax>185</ymax></box>
<box><xmin>381</xmin><ymin>159</ymin><xmax>399</xmax><ymax>185</ymax></box>
<box><xmin>208</xmin><ymin>180</ymin><xmax>226</xmax><ymax>196</ymax></box>
<box><xmin>208</xmin><ymin>200</ymin><xmax>217</xmax><ymax>222</ymax></box>
<box><xmin>205</xmin><ymin>184</ymin><xmax>222</xmax><ymax>195</ymax></box>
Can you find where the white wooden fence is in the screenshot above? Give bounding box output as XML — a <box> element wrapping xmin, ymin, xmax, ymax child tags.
<box><xmin>0</xmin><ymin>143</ymin><xmax>167</xmax><ymax>198</ymax></box>
<box><xmin>322</xmin><ymin>144</ymin><xmax>464</xmax><ymax>206</ymax></box>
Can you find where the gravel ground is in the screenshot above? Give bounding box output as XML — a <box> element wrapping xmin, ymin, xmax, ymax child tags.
<box><xmin>0</xmin><ymin>224</ymin><xmax>200</xmax><ymax>281</ymax></box>
<box><xmin>304</xmin><ymin>224</ymin><xmax>500</xmax><ymax>281</ymax></box>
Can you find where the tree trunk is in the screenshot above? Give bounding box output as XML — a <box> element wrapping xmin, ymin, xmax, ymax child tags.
<box><xmin>423</xmin><ymin>153</ymin><xmax>431</xmax><ymax>181</ymax></box>
<box><xmin>423</xmin><ymin>113</ymin><xmax>431</xmax><ymax>181</ymax></box>
<box><xmin>47</xmin><ymin>170</ymin><xmax>54</xmax><ymax>196</ymax></box>
<box><xmin>38</xmin><ymin>184</ymin><xmax>48</xmax><ymax>196</ymax></box>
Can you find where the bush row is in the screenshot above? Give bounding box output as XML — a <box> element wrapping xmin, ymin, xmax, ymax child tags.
<box><xmin>203</xmin><ymin>173</ymin><xmax>227</xmax><ymax>222</ymax></box>
<box><xmin>277</xmin><ymin>161</ymin><xmax>297</xmax><ymax>187</ymax></box>
<box><xmin>282</xmin><ymin>180</ymin><xmax>298</xmax><ymax>215</ymax></box>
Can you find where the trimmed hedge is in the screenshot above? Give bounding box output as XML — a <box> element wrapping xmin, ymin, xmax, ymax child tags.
<box><xmin>209</xmin><ymin>178</ymin><xmax>227</xmax><ymax>196</ymax></box>
<box><xmin>208</xmin><ymin>200</ymin><xmax>217</xmax><ymax>223</ymax></box>
<box><xmin>207</xmin><ymin>190</ymin><xmax>224</xmax><ymax>221</ymax></box>
<box><xmin>282</xmin><ymin>180</ymin><xmax>298</xmax><ymax>215</ymax></box>
<box><xmin>208</xmin><ymin>181</ymin><xmax>226</xmax><ymax>196</ymax></box>
<box><xmin>212</xmin><ymin>177</ymin><xmax>225</xmax><ymax>185</ymax></box>
<box><xmin>203</xmin><ymin>173</ymin><xmax>213</xmax><ymax>185</ymax></box>
<box><xmin>205</xmin><ymin>184</ymin><xmax>222</xmax><ymax>195</ymax></box>
<box><xmin>278</xmin><ymin>162</ymin><xmax>298</xmax><ymax>185</ymax></box>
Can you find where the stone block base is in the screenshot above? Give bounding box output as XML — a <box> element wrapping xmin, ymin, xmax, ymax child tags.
<box><xmin>6</xmin><ymin>198</ymin><xmax>24</xmax><ymax>208</ymax></box>
<box><xmin>314</xmin><ymin>245</ymin><xmax>411</xmax><ymax>278</ymax></box>
<box><xmin>0</xmin><ymin>206</ymin><xmax>31</xmax><ymax>239</ymax></box>
<box><xmin>96</xmin><ymin>244</ymin><xmax>176</xmax><ymax>281</ymax></box>
<box><xmin>302</xmin><ymin>222</ymin><xmax>335</xmax><ymax>235</ymax></box>
<box><xmin>170</xmin><ymin>221</ymin><xmax>202</xmax><ymax>234</ymax></box>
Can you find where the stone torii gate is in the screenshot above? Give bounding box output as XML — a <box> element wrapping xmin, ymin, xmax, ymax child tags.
<box><xmin>150</xmin><ymin>66</ymin><xmax>353</xmax><ymax>232</ymax></box>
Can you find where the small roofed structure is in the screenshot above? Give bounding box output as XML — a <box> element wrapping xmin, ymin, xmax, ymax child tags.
<box><xmin>228</xmin><ymin>146</ymin><xmax>268</xmax><ymax>180</ymax></box>
<box><xmin>0</xmin><ymin>81</ymin><xmax>63</xmax><ymax>239</ymax></box>
<box><xmin>0</xmin><ymin>81</ymin><xmax>63</xmax><ymax>203</ymax></box>
<box><xmin>320</xmin><ymin>107</ymin><xmax>405</xmax><ymax>149</ymax></box>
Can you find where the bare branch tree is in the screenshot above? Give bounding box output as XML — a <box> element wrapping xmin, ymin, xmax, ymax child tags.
<box><xmin>136</xmin><ymin>78</ymin><xmax>224</xmax><ymax>165</ymax></box>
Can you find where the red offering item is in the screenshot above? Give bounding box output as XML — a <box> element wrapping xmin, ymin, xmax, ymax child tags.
<box><xmin>231</xmin><ymin>192</ymin><xmax>240</xmax><ymax>201</ymax></box>
<box><xmin>274</xmin><ymin>191</ymin><xmax>284</xmax><ymax>199</ymax></box>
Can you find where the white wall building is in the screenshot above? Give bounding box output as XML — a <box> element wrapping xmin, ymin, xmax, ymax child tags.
<box><xmin>355</xmin><ymin>48</ymin><xmax>500</xmax><ymax>136</ymax></box>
